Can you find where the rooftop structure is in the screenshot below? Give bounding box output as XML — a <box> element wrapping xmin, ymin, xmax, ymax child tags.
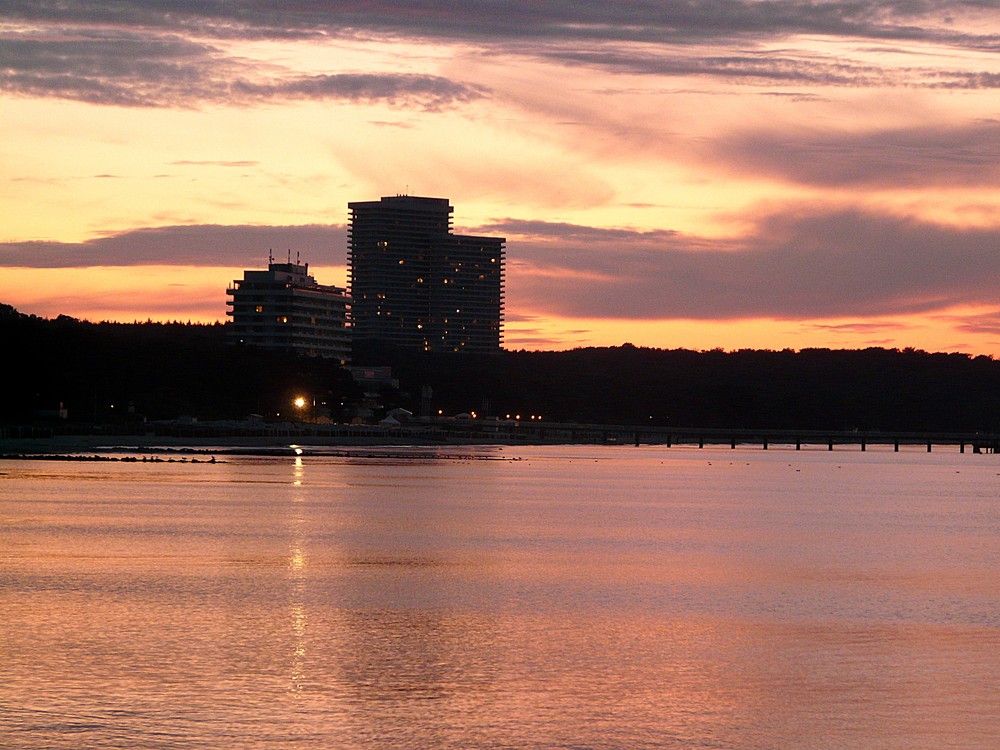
<box><xmin>348</xmin><ymin>195</ymin><xmax>505</xmax><ymax>353</ymax></box>
<box><xmin>226</xmin><ymin>259</ymin><xmax>351</xmax><ymax>362</ymax></box>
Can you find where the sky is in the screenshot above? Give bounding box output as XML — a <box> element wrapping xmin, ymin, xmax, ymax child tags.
<box><xmin>2</xmin><ymin>1</ymin><xmax>1000</xmax><ymax>353</ymax></box>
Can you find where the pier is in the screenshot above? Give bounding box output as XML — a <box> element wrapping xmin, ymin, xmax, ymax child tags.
<box><xmin>417</xmin><ymin>422</ymin><xmax>1000</xmax><ymax>453</ymax></box>
<box><xmin>616</xmin><ymin>427</ymin><xmax>1000</xmax><ymax>453</ymax></box>
<box><xmin>2</xmin><ymin>421</ymin><xmax>997</xmax><ymax>454</ymax></box>
<box><xmin>499</xmin><ymin>424</ymin><xmax>998</xmax><ymax>453</ymax></box>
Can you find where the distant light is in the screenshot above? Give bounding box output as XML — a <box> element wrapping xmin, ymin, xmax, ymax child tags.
<box><xmin>294</xmin><ymin>397</ymin><xmax>306</xmax><ymax>408</ymax></box>
<box><xmin>293</xmin><ymin>447</ymin><xmax>303</xmax><ymax>456</ymax></box>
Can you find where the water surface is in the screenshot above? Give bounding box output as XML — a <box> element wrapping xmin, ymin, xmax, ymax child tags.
<box><xmin>2</xmin><ymin>445</ymin><xmax>999</xmax><ymax>748</ymax></box>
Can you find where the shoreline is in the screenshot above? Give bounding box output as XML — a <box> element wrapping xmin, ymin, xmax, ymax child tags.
<box><xmin>0</xmin><ymin>433</ymin><xmax>522</xmax><ymax>458</ymax></box>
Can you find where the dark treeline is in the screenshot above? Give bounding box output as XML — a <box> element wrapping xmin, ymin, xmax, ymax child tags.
<box><xmin>354</xmin><ymin>341</ymin><xmax>1000</xmax><ymax>432</ymax></box>
<box><xmin>5</xmin><ymin>304</ymin><xmax>1000</xmax><ymax>432</ymax></box>
<box><xmin>1</xmin><ymin>305</ymin><xmax>358</xmax><ymax>423</ymax></box>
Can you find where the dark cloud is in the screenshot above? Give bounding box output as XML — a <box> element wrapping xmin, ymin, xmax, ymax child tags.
<box><xmin>502</xmin><ymin>208</ymin><xmax>1000</xmax><ymax>320</ymax></box>
<box><xmin>0</xmin><ymin>224</ymin><xmax>347</xmax><ymax>268</ymax></box>
<box><xmin>0</xmin><ymin>34</ymin><xmax>219</xmax><ymax>107</ymax></box>
<box><xmin>710</xmin><ymin>120</ymin><xmax>1000</xmax><ymax>187</ymax></box>
<box><xmin>5</xmin><ymin>209</ymin><xmax>1000</xmax><ymax>323</ymax></box>
<box><xmin>231</xmin><ymin>73</ymin><xmax>487</xmax><ymax>110</ymax></box>
<box><xmin>474</xmin><ymin>219</ymin><xmax>680</xmax><ymax>244</ymax></box>
<box><xmin>540</xmin><ymin>47</ymin><xmax>1000</xmax><ymax>89</ymax></box>
<box><xmin>2</xmin><ymin>1</ymin><xmax>998</xmax><ymax>109</ymax></box>
<box><xmin>941</xmin><ymin>311</ymin><xmax>1000</xmax><ymax>336</ymax></box>
<box><xmin>543</xmin><ymin>49</ymin><xmax>895</xmax><ymax>87</ymax></box>
<box><xmin>6</xmin><ymin>1</ymin><xmax>997</xmax><ymax>46</ymax></box>
<box><xmin>0</xmin><ymin>32</ymin><xmax>487</xmax><ymax>108</ymax></box>
<box><xmin>807</xmin><ymin>321</ymin><xmax>913</xmax><ymax>333</ymax></box>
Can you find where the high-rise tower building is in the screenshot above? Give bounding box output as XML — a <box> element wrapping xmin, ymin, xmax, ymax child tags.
<box><xmin>226</xmin><ymin>259</ymin><xmax>351</xmax><ymax>362</ymax></box>
<box><xmin>348</xmin><ymin>195</ymin><xmax>505</xmax><ymax>353</ymax></box>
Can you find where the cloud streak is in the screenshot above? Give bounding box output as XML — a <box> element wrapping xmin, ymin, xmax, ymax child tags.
<box><xmin>538</xmin><ymin>46</ymin><xmax>1000</xmax><ymax>89</ymax></box>
<box><xmin>494</xmin><ymin>208</ymin><xmax>1000</xmax><ymax>320</ymax></box>
<box><xmin>6</xmin><ymin>208</ymin><xmax>1000</xmax><ymax>324</ymax></box>
<box><xmin>709</xmin><ymin>120</ymin><xmax>1000</xmax><ymax>187</ymax></box>
<box><xmin>0</xmin><ymin>224</ymin><xmax>347</xmax><ymax>268</ymax></box>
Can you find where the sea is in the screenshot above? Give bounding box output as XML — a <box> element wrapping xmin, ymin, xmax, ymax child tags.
<box><xmin>2</xmin><ymin>444</ymin><xmax>998</xmax><ymax>749</ymax></box>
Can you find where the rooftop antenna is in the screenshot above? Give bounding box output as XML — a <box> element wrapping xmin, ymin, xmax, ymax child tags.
<box><xmin>296</xmin><ymin>251</ymin><xmax>300</xmax><ymax>264</ymax></box>
<box><xmin>268</xmin><ymin>248</ymin><xmax>273</xmax><ymax>264</ymax></box>
<box><xmin>287</xmin><ymin>248</ymin><xmax>291</xmax><ymax>263</ymax></box>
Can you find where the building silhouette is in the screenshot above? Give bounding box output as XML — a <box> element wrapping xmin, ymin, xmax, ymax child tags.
<box><xmin>226</xmin><ymin>258</ymin><xmax>351</xmax><ymax>362</ymax></box>
<box><xmin>348</xmin><ymin>195</ymin><xmax>505</xmax><ymax>353</ymax></box>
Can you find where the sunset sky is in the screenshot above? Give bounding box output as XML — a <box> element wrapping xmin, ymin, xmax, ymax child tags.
<box><xmin>3</xmin><ymin>1</ymin><xmax>1000</xmax><ymax>353</ymax></box>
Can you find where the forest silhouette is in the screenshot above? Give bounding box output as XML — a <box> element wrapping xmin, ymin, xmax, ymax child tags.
<box><xmin>4</xmin><ymin>303</ymin><xmax>999</xmax><ymax>432</ymax></box>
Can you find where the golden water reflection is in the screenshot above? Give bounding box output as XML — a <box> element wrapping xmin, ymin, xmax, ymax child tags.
<box><xmin>288</xmin><ymin>455</ymin><xmax>308</xmax><ymax>695</ymax></box>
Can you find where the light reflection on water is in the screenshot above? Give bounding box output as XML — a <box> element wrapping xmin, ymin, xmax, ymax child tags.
<box><xmin>2</xmin><ymin>445</ymin><xmax>999</xmax><ymax>749</ymax></box>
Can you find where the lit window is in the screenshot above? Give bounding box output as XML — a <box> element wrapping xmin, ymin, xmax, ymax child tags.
<box><xmin>277</xmin><ymin>316</ymin><xmax>288</xmax><ymax>323</ymax></box>
<box><xmin>255</xmin><ymin>305</ymin><xmax>264</xmax><ymax>313</ymax></box>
